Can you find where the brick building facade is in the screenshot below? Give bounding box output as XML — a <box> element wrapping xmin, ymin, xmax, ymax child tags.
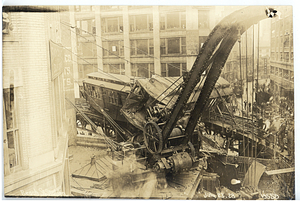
<box><xmin>3</xmin><ymin>6</ymin><xmax>75</xmax><ymax>196</ymax></box>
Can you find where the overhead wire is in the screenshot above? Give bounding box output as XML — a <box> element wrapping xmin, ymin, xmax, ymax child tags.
<box><xmin>59</xmin><ymin>42</ymin><xmax>127</xmax><ymax>84</ymax></box>
<box><xmin>255</xmin><ymin>21</ymin><xmax>260</xmax><ymax>187</ymax></box>
<box><xmin>60</xmin><ymin>20</ymin><xmax>187</xmax><ymax>104</ymax></box>
<box><xmin>238</xmin><ymin>28</ymin><xmax>246</xmax><ymax>175</ymax></box>
<box><xmin>60</xmin><ymin>24</ymin><xmax>132</xmax><ymax>82</ymax></box>
<box><xmin>61</xmin><ymin>20</ymin><xmax>183</xmax><ymax>74</ymax></box>
<box><xmin>60</xmin><ymin>21</ymin><xmax>182</xmax><ymax>86</ymax></box>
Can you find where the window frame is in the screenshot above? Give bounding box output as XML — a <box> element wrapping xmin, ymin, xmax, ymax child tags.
<box><xmin>3</xmin><ymin>86</ymin><xmax>21</xmax><ymax>172</ymax></box>
<box><xmin>101</xmin><ymin>16</ymin><xmax>123</xmax><ymax>34</ymax></box>
<box><xmin>78</xmin><ymin>42</ymin><xmax>97</xmax><ymax>57</ymax></box>
<box><xmin>160</xmin><ymin>12</ymin><xmax>186</xmax><ymax>31</ymax></box>
<box><xmin>198</xmin><ymin>10</ymin><xmax>210</xmax><ymax>29</ymax></box>
<box><xmin>76</xmin><ymin>19</ymin><xmax>95</xmax><ymax>35</ymax></box>
<box><xmin>130</xmin><ymin>39</ymin><xmax>153</xmax><ymax>56</ymax></box>
<box><xmin>129</xmin><ymin>14</ymin><xmax>153</xmax><ymax>32</ymax></box>
<box><xmin>160</xmin><ymin>37</ymin><xmax>186</xmax><ymax>55</ymax></box>
<box><xmin>103</xmin><ymin>63</ymin><xmax>125</xmax><ymax>75</ymax></box>
<box><xmin>102</xmin><ymin>40</ymin><xmax>124</xmax><ymax>57</ymax></box>
<box><xmin>160</xmin><ymin>63</ymin><xmax>187</xmax><ymax>77</ymax></box>
<box><xmin>131</xmin><ymin>63</ymin><xmax>154</xmax><ymax>78</ymax></box>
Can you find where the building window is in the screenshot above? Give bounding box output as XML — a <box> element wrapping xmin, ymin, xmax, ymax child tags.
<box><xmin>275</xmin><ymin>67</ymin><xmax>278</xmax><ymax>76</ymax></box>
<box><xmin>131</xmin><ymin>63</ymin><xmax>154</xmax><ymax>78</ymax></box>
<box><xmin>3</xmin><ymin>85</ymin><xmax>20</xmax><ymax>170</ymax></box>
<box><xmin>198</xmin><ymin>10</ymin><xmax>210</xmax><ymax>28</ymax></box>
<box><xmin>149</xmin><ymin>39</ymin><xmax>154</xmax><ymax>55</ymax></box>
<box><xmin>75</xmin><ymin>6</ymin><xmax>94</xmax><ymax>12</ymax></box>
<box><xmin>76</xmin><ymin>19</ymin><xmax>95</xmax><ymax>35</ymax></box>
<box><xmin>160</xmin><ymin>12</ymin><xmax>186</xmax><ymax>30</ymax></box>
<box><xmin>81</xmin><ymin>6</ymin><xmax>93</xmax><ymax>12</ymax></box>
<box><xmin>102</xmin><ymin>40</ymin><xmax>124</xmax><ymax>57</ymax></box>
<box><xmin>271</xmin><ymin>52</ymin><xmax>275</xmax><ymax>60</ymax></box>
<box><xmin>277</xmin><ymin>36</ymin><xmax>280</xmax><ymax>49</ymax></box>
<box><xmin>130</xmin><ymin>39</ymin><xmax>153</xmax><ymax>56</ymax></box>
<box><xmin>284</xmin><ymin>52</ymin><xmax>289</xmax><ymax>62</ymax></box>
<box><xmin>161</xmin><ymin>63</ymin><xmax>187</xmax><ymax>77</ymax></box>
<box><xmin>100</xmin><ymin>6</ymin><xmax>121</xmax><ymax>10</ymax></box>
<box><xmin>280</xmin><ymin>52</ymin><xmax>283</xmax><ymax>61</ymax></box>
<box><xmin>279</xmin><ymin>68</ymin><xmax>283</xmax><ymax>77</ymax></box>
<box><xmin>283</xmin><ymin>35</ymin><xmax>289</xmax><ymax>47</ymax></box>
<box><xmin>199</xmin><ymin>36</ymin><xmax>208</xmax><ymax>50</ymax></box>
<box><xmin>270</xmin><ymin>66</ymin><xmax>274</xmax><ymax>74</ymax></box>
<box><xmin>103</xmin><ymin>63</ymin><xmax>125</xmax><ymax>75</ymax></box>
<box><xmin>290</xmin><ymin>71</ymin><xmax>294</xmax><ymax>81</ymax></box>
<box><xmin>77</xmin><ymin>42</ymin><xmax>97</xmax><ymax>57</ymax></box>
<box><xmin>283</xmin><ymin>69</ymin><xmax>289</xmax><ymax>80</ymax></box>
<box><xmin>78</xmin><ymin>64</ymin><xmax>95</xmax><ymax>79</ymax></box>
<box><xmin>280</xmin><ymin>36</ymin><xmax>284</xmax><ymax>48</ymax></box>
<box><xmin>290</xmin><ymin>52</ymin><xmax>293</xmax><ymax>62</ymax></box>
<box><xmin>129</xmin><ymin>14</ymin><xmax>153</xmax><ymax>32</ymax></box>
<box><xmin>101</xmin><ymin>17</ymin><xmax>123</xmax><ymax>33</ymax></box>
<box><xmin>160</xmin><ymin>38</ymin><xmax>186</xmax><ymax>55</ymax></box>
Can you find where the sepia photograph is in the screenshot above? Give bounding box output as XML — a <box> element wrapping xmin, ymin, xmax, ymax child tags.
<box><xmin>2</xmin><ymin>3</ymin><xmax>296</xmax><ymax>199</ymax></box>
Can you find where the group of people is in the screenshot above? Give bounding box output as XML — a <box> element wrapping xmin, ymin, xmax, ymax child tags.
<box><xmin>256</xmin><ymin>96</ymin><xmax>294</xmax><ymax>156</ymax></box>
<box><xmin>231</xmin><ymin>81</ymin><xmax>294</xmax><ymax>157</ymax></box>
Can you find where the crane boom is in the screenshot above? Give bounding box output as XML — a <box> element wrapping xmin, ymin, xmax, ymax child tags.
<box><xmin>162</xmin><ymin>6</ymin><xmax>276</xmax><ymax>142</ymax></box>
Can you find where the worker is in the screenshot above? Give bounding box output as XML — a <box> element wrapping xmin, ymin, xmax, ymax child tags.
<box><xmin>248</xmin><ymin>102</ymin><xmax>252</xmax><ymax>112</ymax></box>
<box><xmin>257</xmin><ymin>116</ymin><xmax>264</xmax><ymax>142</ymax></box>
<box><xmin>287</xmin><ymin>127</ymin><xmax>294</xmax><ymax>157</ymax></box>
<box><xmin>277</xmin><ymin>122</ymin><xmax>286</xmax><ymax>152</ymax></box>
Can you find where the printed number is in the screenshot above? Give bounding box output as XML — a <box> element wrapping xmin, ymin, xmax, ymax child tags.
<box><xmin>261</xmin><ymin>193</ymin><xmax>279</xmax><ymax>200</ymax></box>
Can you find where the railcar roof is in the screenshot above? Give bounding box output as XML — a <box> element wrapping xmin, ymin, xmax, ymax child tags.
<box><xmin>84</xmin><ymin>78</ymin><xmax>131</xmax><ymax>92</ymax></box>
<box><xmin>136</xmin><ymin>75</ymin><xmax>232</xmax><ymax>105</ymax></box>
<box><xmin>87</xmin><ymin>72</ymin><xmax>135</xmax><ymax>85</ymax></box>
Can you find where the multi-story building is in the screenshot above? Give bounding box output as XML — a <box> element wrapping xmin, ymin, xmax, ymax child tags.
<box><xmin>222</xmin><ymin>18</ymin><xmax>272</xmax><ymax>84</ymax></box>
<box><xmin>3</xmin><ymin>6</ymin><xmax>75</xmax><ymax>196</ymax></box>
<box><xmin>269</xmin><ymin>6</ymin><xmax>293</xmax><ymax>100</ymax></box>
<box><xmin>71</xmin><ymin>5</ymin><xmax>220</xmax><ymax>97</ymax></box>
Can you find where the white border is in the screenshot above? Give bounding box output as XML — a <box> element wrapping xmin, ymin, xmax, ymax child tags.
<box><xmin>1</xmin><ymin>0</ymin><xmax>299</xmax><ymax>200</ymax></box>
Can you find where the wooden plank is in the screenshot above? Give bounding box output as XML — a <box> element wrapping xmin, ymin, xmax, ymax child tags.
<box><xmin>265</xmin><ymin>167</ymin><xmax>295</xmax><ymax>175</ymax></box>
